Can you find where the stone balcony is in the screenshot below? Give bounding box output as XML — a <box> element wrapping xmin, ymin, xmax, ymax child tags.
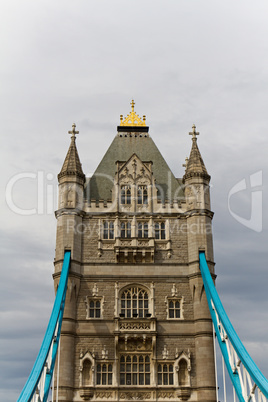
<box><xmin>98</xmin><ymin>238</ymin><xmax>171</xmax><ymax>263</ymax></box>
<box><xmin>115</xmin><ymin>317</ymin><xmax>156</xmax><ymax>333</ymax></box>
<box><xmin>115</xmin><ymin>317</ymin><xmax>157</xmax><ymax>351</ymax></box>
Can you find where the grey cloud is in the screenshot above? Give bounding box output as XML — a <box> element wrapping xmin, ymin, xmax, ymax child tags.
<box><xmin>1</xmin><ymin>1</ymin><xmax>268</xmax><ymax>400</ymax></box>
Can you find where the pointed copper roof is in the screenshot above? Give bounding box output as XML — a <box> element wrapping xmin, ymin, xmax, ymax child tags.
<box><xmin>184</xmin><ymin>125</ymin><xmax>210</xmax><ymax>181</ymax></box>
<box><xmin>58</xmin><ymin>124</ymin><xmax>85</xmax><ymax>181</ymax></box>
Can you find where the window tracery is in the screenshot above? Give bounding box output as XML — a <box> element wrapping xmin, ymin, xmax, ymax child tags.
<box><xmin>155</xmin><ymin>222</ymin><xmax>166</xmax><ymax>239</ymax></box>
<box><xmin>103</xmin><ymin>221</ymin><xmax>114</xmax><ymax>239</ymax></box>
<box><xmin>168</xmin><ymin>299</ymin><xmax>181</xmax><ymax>319</ymax></box>
<box><xmin>137</xmin><ymin>185</ymin><xmax>148</xmax><ymax>204</ymax></box>
<box><xmin>120</xmin><ymin>286</ymin><xmax>149</xmax><ymax>318</ymax></box>
<box><xmin>165</xmin><ymin>294</ymin><xmax>183</xmax><ymax>320</ymax></box>
<box><xmin>120</xmin><ymin>355</ymin><xmax>150</xmax><ymax>385</ymax></box>
<box><xmin>85</xmin><ymin>296</ymin><xmax>104</xmax><ymax>319</ymax></box>
<box><xmin>137</xmin><ymin>222</ymin><xmax>148</xmax><ymax>238</ymax></box>
<box><xmin>96</xmin><ymin>363</ymin><xmax>113</xmax><ymax>385</ymax></box>
<box><xmin>157</xmin><ymin>364</ymin><xmax>174</xmax><ymax>385</ymax></box>
<box><xmin>121</xmin><ymin>221</ymin><xmax>131</xmax><ymax>238</ymax></box>
<box><xmin>121</xmin><ymin>185</ymin><xmax>131</xmax><ymax>205</ymax></box>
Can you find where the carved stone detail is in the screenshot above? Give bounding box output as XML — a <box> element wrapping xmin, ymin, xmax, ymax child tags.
<box><xmin>79</xmin><ymin>387</ymin><xmax>94</xmax><ymax>400</ymax></box>
<box><xmin>118</xmin><ymin>154</ymin><xmax>151</xmax><ymax>186</ymax></box>
<box><xmin>118</xmin><ymin>338</ymin><xmax>152</xmax><ymax>351</ymax></box>
<box><xmin>177</xmin><ymin>387</ymin><xmax>191</xmax><ymax>400</ymax></box>
<box><xmin>120</xmin><ymin>391</ymin><xmax>151</xmax><ymax>400</ymax></box>
<box><xmin>95</xmin><ymin>391</ymin><xmax>113</xmax><ymax>399</ymax></box>
<box><xmin>171</xmin><ymin>284</ymin><xmax>178</xmax><ymax>297</ymax></box>
<box><xmin>137</xmin><ymin>240</ymin><xmax>149</xmax><ymax>246</ymax></box>
<box><xmin>156</xmin><ymin>243</ymin><xmax>167</xmax><ymax>250</ymax></box>
<box><xmin>102</xmin><ymin>243</ymin><xmax>113</xmax><ymax>250</ymax></box>
<box><xmin>157</xmin><ymin>391</ymin><xmax>174</xmax><ymax>399</ymax></box>
<box><xmin>120</xmin><ymin>321</ymin><xmax>151</xmax><ymax>330</ymax></box>
<box><xmin>120</xmin><ymin>240</ymin><xmax>132</xmax><ymax>246</ymax></box>
<box><xmin>162</xmin><ymin>344</ymin><xmax>169</xmax><ymax>359</ymax></box>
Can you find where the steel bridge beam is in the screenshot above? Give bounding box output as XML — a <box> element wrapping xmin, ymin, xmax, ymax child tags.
<box><xmin>199</xmin><ymin>251</ymin><xmax>268</xmax><ymax>402</ymax></box>
<box><xmin>17</xmin><ymin>250</ymin><xmax>71</xmax><ymax>402</ymax></box>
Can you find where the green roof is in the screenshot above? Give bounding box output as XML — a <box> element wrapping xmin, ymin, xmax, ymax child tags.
<box><xmin>86</xmin><ymin>132</ymin><xmax>184</xmax><ymax>203</ymax></box>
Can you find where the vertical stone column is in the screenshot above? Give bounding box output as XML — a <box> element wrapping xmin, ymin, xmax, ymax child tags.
<box><xmin>183</xmin><ymin>136</ymin><xmax>216</xmax><ymax>399</ymax></box>
<box><xmin>54</xmin><ymin>125</ymin><xmax>85</xmax><ymax>401</ymax></box>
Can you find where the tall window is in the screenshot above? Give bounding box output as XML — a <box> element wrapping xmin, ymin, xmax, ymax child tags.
<box><xmin>96</xmin><ymin>363</ymin><xmax>113</xmax><ymax>385</ymax></box>
<box><xmin>89</xmin><ymin>300</ymin><xmax>101</xmax><ymax>318</ymax></box>
<box><xmin>158</xmin><ymin>364</ymin><xmax>174</xmax><ymax>385</ymax></box>
<box><xmin>121</xmin><ymin>221</ymin><xmax>131</xmax><ymax>238</ymax></box>
<box><xmin>121</xmin><ymin>185</ymin><xmax>131</xmax><ymax>204</ymax></box>
<box><xmin>103</xmin><ymin>221</ymin><xmax>114</xmax><ymax>239</ymax></box>
<box><xmin>120</xmin><ymin>355</ymin><xmax>150</xmax><ymax>385</ymax></box>
<box><xmin>168</xmin><ymin>299</ymin><xmax>181</xmax><ymax>319</ymax></box>
<box><xmin>137</xmin><ymin>222</ymin><xmax>148</xmax><ymax>238</ymax></box>
<box><xmin>121</xmin><ymin>286</ymin><xmax>149</xmax><ymax>318</ymax></box>
<box><xmin>137</xmin><ymin>185</ymin><xmax>148</xmax><ymax>204</ymax></box>
<box><xmin>155</xmin><ymin>222</ymin><xmax>166</xmax><ymax>239</ymax></box>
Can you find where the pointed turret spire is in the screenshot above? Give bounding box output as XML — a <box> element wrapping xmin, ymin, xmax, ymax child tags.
<box><xmin>184</xmin><ymin>125</ymin><xmax>210</xmax><ymax>181</ymax></box>
<box><xmin>58</xmin><ymin>123</ymin><xmax>85</xmax><ymax>181</ymax></box>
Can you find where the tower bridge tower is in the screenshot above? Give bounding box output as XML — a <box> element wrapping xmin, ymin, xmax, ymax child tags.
<box><xmin>54</xmin><ymin>102</ymin><xmax>216</xmax><ymax>401</ymax></box>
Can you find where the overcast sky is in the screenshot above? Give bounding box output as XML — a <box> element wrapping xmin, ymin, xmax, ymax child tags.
<box><xmin>1</xmin><ymin>1</ymin><xmax>268</xmax><ymax>400</ymax></box>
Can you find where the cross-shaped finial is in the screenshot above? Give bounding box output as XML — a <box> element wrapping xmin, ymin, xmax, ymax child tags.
<box><xmin>131</xmin><ymin>99</ymin><xmax>135</xmax><ymax>112</ymax></box>
<box><xmin>68</xmin><ymin>123</ymin><xmax>79</xmax><ymax>139</ymax></box>
<box><xmin>189</xmin><ymin>124</ymin><xmax>199</xmax><ymax>140</ymax></box>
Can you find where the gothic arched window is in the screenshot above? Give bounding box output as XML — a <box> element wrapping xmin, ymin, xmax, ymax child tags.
<box><xmin>96</xmin><ymin>363</ymin><xmax>113</xmax><ymax>385</ymax></box>
<box><xmin>103</xmin><ymin>221</ymin><xmax>114</xmax><ymax>239</ymax></box>
<box><xmin>137</xmin><ymin>185</ymin><xmax>148</xmax><ymax>204</ymax></box>
<box><xmin>158</xmin><ymin>364</ymin><xmax>174</xmax><ymax>385</ymax></box>
<box><xmin>121</xmin><ymin>185</ymin><xmax>131</xmax><ymax>205</ymax></box>
<box><xmin>120</xmin><ymin>286</ymin><xmax>149</xmax><ymax>318</ymax></box>
<box><xmin>121</xmin><ymin>221</ymin><xmax>131</xmax><ymax>238</ymax></box>
<box><xmin>155</xmin><ymin>222</ymin><xmax>166</xmax><ymax>239</ymax></box>
<box><xmin>168</xmin><ymin>299</ymin><xmax>181</xmax><ymax>318</ymax></box>
<box><xmin>137</xmin><ymin>222</ymin><xmax>148</xmax><ymax>238</ymax></box>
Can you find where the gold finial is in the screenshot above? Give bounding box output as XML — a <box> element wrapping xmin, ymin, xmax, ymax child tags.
<box><xmin>120</xmin><ymin>100</ymin><xmax>146</xmax><ymax>127</ymax></box>
<box><xmin>68</xmin><ymin>123</ymin><xmax>79</xmax><ymax>139</ymax></box>
<box><xmin>189</xmin><ymin>124</ymin><xmax>199</xmax><ymax>140</ymax></box>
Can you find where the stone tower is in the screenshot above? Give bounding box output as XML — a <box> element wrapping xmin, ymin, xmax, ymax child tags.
<box><xmin>53</xmin><ymin>102</ymin><xmax>216</xmax><ymax>401</ymax></box>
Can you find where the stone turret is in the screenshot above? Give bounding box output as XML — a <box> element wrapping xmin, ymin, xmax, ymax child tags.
<box><xmin>183</xmin><ymin>124</ymin><xmax>213</xmax><ymax>261</ymax></box>
<box><xmin>184</xmin><ymin>124</ymin><xmax>210</xmax><ymax>181</ymax></box>
<box><xmin>183</xmin><ymin>125</ymin><xmax>216</xmax><ymax>399</ymax></box>
<box><xmin>58</xmin><ymin>123</ymin><xmax>85</xmax><ymax>211</ymax></box>
<box><xmin>54</xmin><ymin>124</ymin><xmax>85</xmax><ymax>401</ymax></box>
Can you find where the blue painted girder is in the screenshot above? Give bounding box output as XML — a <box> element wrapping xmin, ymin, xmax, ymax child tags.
<box><xmin>199</xmin><ymin>251</ymin><xmax>268</xmax><ymax>400</ymax></box>
<box><xmin>17</xmin><ymin>251</ymin><xmax>71</xmax><ymax>402</ymax></box>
